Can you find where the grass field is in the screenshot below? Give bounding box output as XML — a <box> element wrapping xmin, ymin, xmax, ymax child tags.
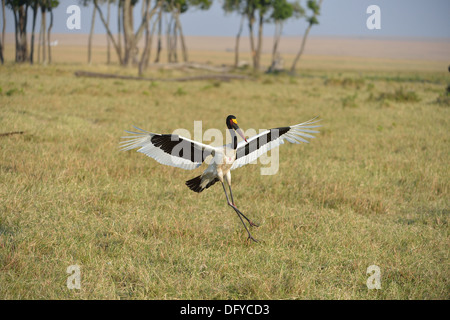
<box><xmin>0</xmin><ymin>50</ymin><xmax>449</xmax><ymax>299</ymax></box>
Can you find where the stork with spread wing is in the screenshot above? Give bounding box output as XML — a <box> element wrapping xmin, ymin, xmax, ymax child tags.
<box><xmin>120</xmin><ymin>115</ymin><xmax>321</xmax><ymax>242</ymax></box>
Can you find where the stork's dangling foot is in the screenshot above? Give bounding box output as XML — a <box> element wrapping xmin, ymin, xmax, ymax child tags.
<box><xmin>221</xmin><ymin>182</ymin><xmax>259</xmax><ymax>242</ymax></box>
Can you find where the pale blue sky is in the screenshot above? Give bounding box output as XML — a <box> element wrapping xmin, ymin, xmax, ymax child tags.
<box><xmin>3</xmin><ymin>0</ymin><xmax>450</xmax><ymax>38</ymax></box>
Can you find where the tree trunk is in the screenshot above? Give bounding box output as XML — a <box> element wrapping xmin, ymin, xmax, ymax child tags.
<box><xmin>94</xmin><ymin>0</ymin><xmax>123</xmax><ymax>64</ymax></box>
<box><xmin>130</xmin><ymin>1</ymin><xmax>139</xmax><ymax>65</ymax></box>
<box><xmin>96</xmin><ymin>0</ymin><xmax>157</xmax><ymax>68</ymax></box>
<box><xmin>254</xmin><ymin>11</ymin><xmax>264</xmax><ymax>71</ymax></box>
<box><xmin>172</xmin><ymin>14</ymin><xmax>178</xmax><ymax>63</ymax></box>
<box><xmin>139</xmin><ymin>1</ymin><xmax>154</xmax><ymax>76</ymax></box>
<box><xmin>290</xmin><ymin>23</ymin><xmax>311</xmax><ymax>73</ymax></box>
<box><xmin>174</xmin><ymin>5</ymin><xmax>187</xmax><ymax>63</ymax></box>
<box><xmin>29</xmin><ymin>1</ymin><xmax>38</xmax><ymax>64</ymax></box>
<box><xmin>14</xmin><ymin>5</ymin><xmax>29</xmax><ymax>63</ymax></box>
<box><xmin>139</xmin><ymin>0</ymin><xmax>161</xmax><ymax>71</ymax></box>
<box><xmin>106</xmin><ymin>1</ymin><xmax>111</xmax><ymax>64</ymax></box>
<box><xmin>122</xmin><ymin>0</ymin><xmax>139</xmax><ymax>66</ymax></box>
<box><xmin>75</xmin><ymin>70</ymin><xmax>250</xmax><ymax>82</ymax></box>
<box><xmin>47</xmin><ymin>5</ymin><xmax>53</xmax><ymax>64</ymax></box>
<box><xmin>271</xmin><ymin>22</ymin><xmax>281</xmax><ymax>67</ymax></box>
<box><xmin>166</xmin><ymin>14</ymin><xmax>172</xmax><ymax>63</ymax></box>
<box><xmin>88</xmin><ymin>5</ymin><xmax>96</xmax><ymax>65</ymax></box>
<box><xmin>145</xmin><ymin>16</ymin><xmax>158</xmax><ymax>67</ymax></box>
<box><xmin>117</xmin><ymin>0</ymin><xmax>122</xmax><ymax>63</ymax></box>
<box><xmin>143</xmin><ymin>2</ymin><xmax>161</xmax><ymax>70</ymax></box>
<box><xmin>0</xmin><ymin>34</ymin><xmax>3</xmax><ymax>64</ymax></box>
<box><xmin>247</xmin><ymin>13</ymin><xmax>256</xmax><ymax>70</ymax></box>
<box><xmin>1</xmin><ymin>0</ymin><xmax>5</xmax><ymax>62</ymax></box>
<box><xmin>41</xmin><ymin>8</ymin><xmax>46</xmax><ymax>64</ymax></box>
<box><xmin>154</xmin><ymin>6</ymin><xmax>162</xmax><ymax>63</ymax></box>
<box><xmin>234</xmin><ymin>14</ymin><xmax>245</xmax><ymax>68</ymax></box>
<box><xmin>38</xmin><ymin>10</ymin><xmax>42</xmax><ymax>63</ymax></box>
<box><xmin>290</xmin><ymin>0</ymin><xmax>323</xmax><ymax>74</ymax></box>
<box><xmin>268</xmin><ymin>21</ymin><xmax>283</xmax><ymax>72</ymax></box>
<box><xmin>122</xmin><ymin>0</ymin><xmax>132</xmax><ymax>66</ymax></box>
<box><xmin>13</xmin><ymin>8</ymin><xmax>18</xmax><ymax>61</ymax></box>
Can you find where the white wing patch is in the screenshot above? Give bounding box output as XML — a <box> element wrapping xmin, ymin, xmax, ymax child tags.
<box><xmin>231</xmin><ymin>117</ymin><xmax>321</xmax><ymax>170</ymax></box>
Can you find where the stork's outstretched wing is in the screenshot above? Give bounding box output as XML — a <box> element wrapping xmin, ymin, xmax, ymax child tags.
<box><xmin>120</xmin><ymin>127</ymin><xmax>216</xmax><ymax>170</ymax></box>
<box><xmin>231</xmin><ymin>117</ymin><xmax>321</xmax><ymax>170</ymax></box>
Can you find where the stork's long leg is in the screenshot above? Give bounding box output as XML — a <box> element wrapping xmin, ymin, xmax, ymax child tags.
<box><xmin>227</xmin><ymin>184</ymin><xmax>259</xmax><ymax>228</ymax></box>
<box><xmin>221</xmin><ymin>182</ymin><xmax>258</xmax><ymax>242</ymax></box>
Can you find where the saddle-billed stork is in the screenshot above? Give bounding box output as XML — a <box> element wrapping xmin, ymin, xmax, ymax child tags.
<box><xmin>120</xmin><ymin>115</ymin><xmax>321</xmax><ymax>242</ymax></box>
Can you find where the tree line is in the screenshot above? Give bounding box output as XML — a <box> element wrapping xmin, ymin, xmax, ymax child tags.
<box><xmin>0</xmin><ymin>0</ymin><xmax>323</xmax><ymax>74</ymax></box>
<box><xmin>1</xmin><ymin>0</ymin><xmax>59</xmax><ymax>65</ymax></box>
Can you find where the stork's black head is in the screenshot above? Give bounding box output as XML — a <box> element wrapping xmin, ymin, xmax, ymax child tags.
<box><xmin>226</xmin><ymin>115</ymin><xmax>238</xmax><ymax>130</ymax></box>
<box><xmin>226</xmin><ymin>115</ymin><xmax>247</xmax><ymax>143</ymax></box>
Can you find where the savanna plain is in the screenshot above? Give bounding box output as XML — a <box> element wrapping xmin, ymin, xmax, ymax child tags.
<box><xmin>0</xmin><ymin>45</ymin><xmax>449</xmax><ymax>299</ymax></box>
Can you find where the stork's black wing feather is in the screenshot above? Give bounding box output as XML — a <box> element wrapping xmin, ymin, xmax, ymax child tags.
<box><xmin>231</xmin><ymin>117</ymin><xmax>321</xmax><ymax>170</ymax></box>
<box><xmin>120</xmin><ymin>128</ymin><xmax>216</xmax><ymax>170</ymax></box>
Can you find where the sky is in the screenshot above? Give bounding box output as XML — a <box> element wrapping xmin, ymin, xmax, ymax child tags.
<box><xmin>3</xmin><ymin>0</ymin><xmax>450</xmax><ymax>39</ymax></box>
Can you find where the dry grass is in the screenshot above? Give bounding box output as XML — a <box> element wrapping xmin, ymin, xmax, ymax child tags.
<box><xmin>0</xmin><ymin>52</ymin><xmax>449</xmax><ymax>299</ymax></box>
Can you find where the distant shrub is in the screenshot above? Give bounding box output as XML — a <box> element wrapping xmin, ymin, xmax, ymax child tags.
<box><xmin>149</xmin><ymin>81</ymin><xmax>158</xmax><ymax>88</ymax></box>
<box><xmin>434</xmin><ymin>85</ymin><xmax>449</xmax><ymax>107</ymax></box>
<box><xmin>324</xmin><ymin>77</ymin><xmax>365</xmax><ymax>89</ymax></box>
<box><xmin>341</xmin><ymin>93</ymin><xmax>358</xmax><ymax>108</ymax></box>
<box><xmin>174</xmin><ymin>87</ymin><xmax>187</xmax><ymax>96</ymax></box>
<box><xmin>369</xmin><ymin>87</ymin><xmax>420</xmax><ymax>104</ymax></box>
<box><xmin>202</xmin><ymin>81</ymin><xmax>221</xmax><ymax>90</ymax></box>
<box><xmin>289</xmin><ymin>77</ymin><xmax>298</xmax><ymax>85</ymax></box>
<box><xmin>5</xmin><ymin>88</ymin><xmax>24</xmax><ymax>96</ymax></box>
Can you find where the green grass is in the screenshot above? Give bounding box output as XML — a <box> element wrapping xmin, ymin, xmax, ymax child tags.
<box><xmin>0</xmin><ymin>61</ymin><xmax>449</xmax><ymax>299</ymax></box>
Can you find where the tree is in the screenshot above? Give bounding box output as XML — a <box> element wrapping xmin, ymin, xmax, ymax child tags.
<box><xmin>223</xmin><ymin>0</ymin><xmax>246</xmax><ymax>68</ymax></box>
<box><xmin>7</xmin><ymin>0</ymin><xmax>30</xmax><ymax>63</ymax></box>
<box><xmin>94</xmin><ymin>0</ymin><xmax>159</xmax><ymax>66</ymax></box>
<box><xmin>225</xmin><ymin>0</ymin><xmax>272</xmax><ymax>71</ymax></box>
<box><xmin>81</xmin><ymin>0</ymin><xmax>108</xmax><ymax>65</ymax></box>
<box><xmin>162</xmin><ymin>0</ymin><xmax>211</xmax><ymax>64</ymax></box>
<box><xmin>154</xmin><ymin>2</ymin><xmax>163</xmax><ymax>62</ymax></box>
<box><xmin>139</xmin><ymin>0</ymin><xmax>162</xmax><ymax>75</ymax></box>
<box><xmin>255</xmin><ymin>0</ymin><xmax>272</xmax><ymax>70</ymax></box>
<box><xmin>29</xmin><ymin>0</ymin><xmax>38</xmax><ymax>64</ymax></box>
<box><xmin>106</xmin><ymin>0</ymin><xmax>111</xmax><ymax>64</ymax></box>
<box><xmin>0</xmin><ymin>32</ymin><xmax>3</xmax><ymax>64</ymax></box>
<box><xmin>1</xmin><ymin>0</ymin><xmax>5</xmax><ymax>64</ymax></box>
<box><xmin>267</xmin><ymin>0</ymin><xmax>294</xmax><ymax>72</ymax></box>
<box><xmin>36</xmin><ymin>0</ymin><xmax>58</xmax><ymax>65</ymax></box>
<box><xmin>38</xmin><ymin>0</ymin><xmax>45</xmax><ymax>63</ymax></box>
<box><xmin>88</xmin><ymin>3</ymin><xmax>96</xmax><ymax>64</ymax></box>
<box><xmin>290</xmin><ymin>0</ymin><xmax>322</xmax><ymax>74</ymax></box>
<box><xmin>46</xmin><ymin>0</ymin><xmax>57</xmax><ymax>64</ymax></box>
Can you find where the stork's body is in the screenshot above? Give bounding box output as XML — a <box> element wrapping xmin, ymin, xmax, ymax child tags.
<box><xmin>121</xmin><ymin>115</ymin><xmax>321</xmax><ymax>242</ymax></box>
<box><xmin>187</xmin><ymin>143</ymin><xmax>236</xmax><ymax>192</ymax></box>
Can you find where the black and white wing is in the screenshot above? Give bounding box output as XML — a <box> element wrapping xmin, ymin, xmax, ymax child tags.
<box><xmin>120</xmin><ymin>127</ymin><xmax>217</xmax><ymax>170</ymax></box>
<box><xmin>231</xmin><ymin>117</ymin><xmax>321</xmax><ymax>170</ymax></box>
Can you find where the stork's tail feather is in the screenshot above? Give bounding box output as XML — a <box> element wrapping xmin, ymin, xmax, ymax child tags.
<box><xmin>186</xmin><ymin>175</ymin><xmax>219</xmax><ymax>193</ymax></box>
